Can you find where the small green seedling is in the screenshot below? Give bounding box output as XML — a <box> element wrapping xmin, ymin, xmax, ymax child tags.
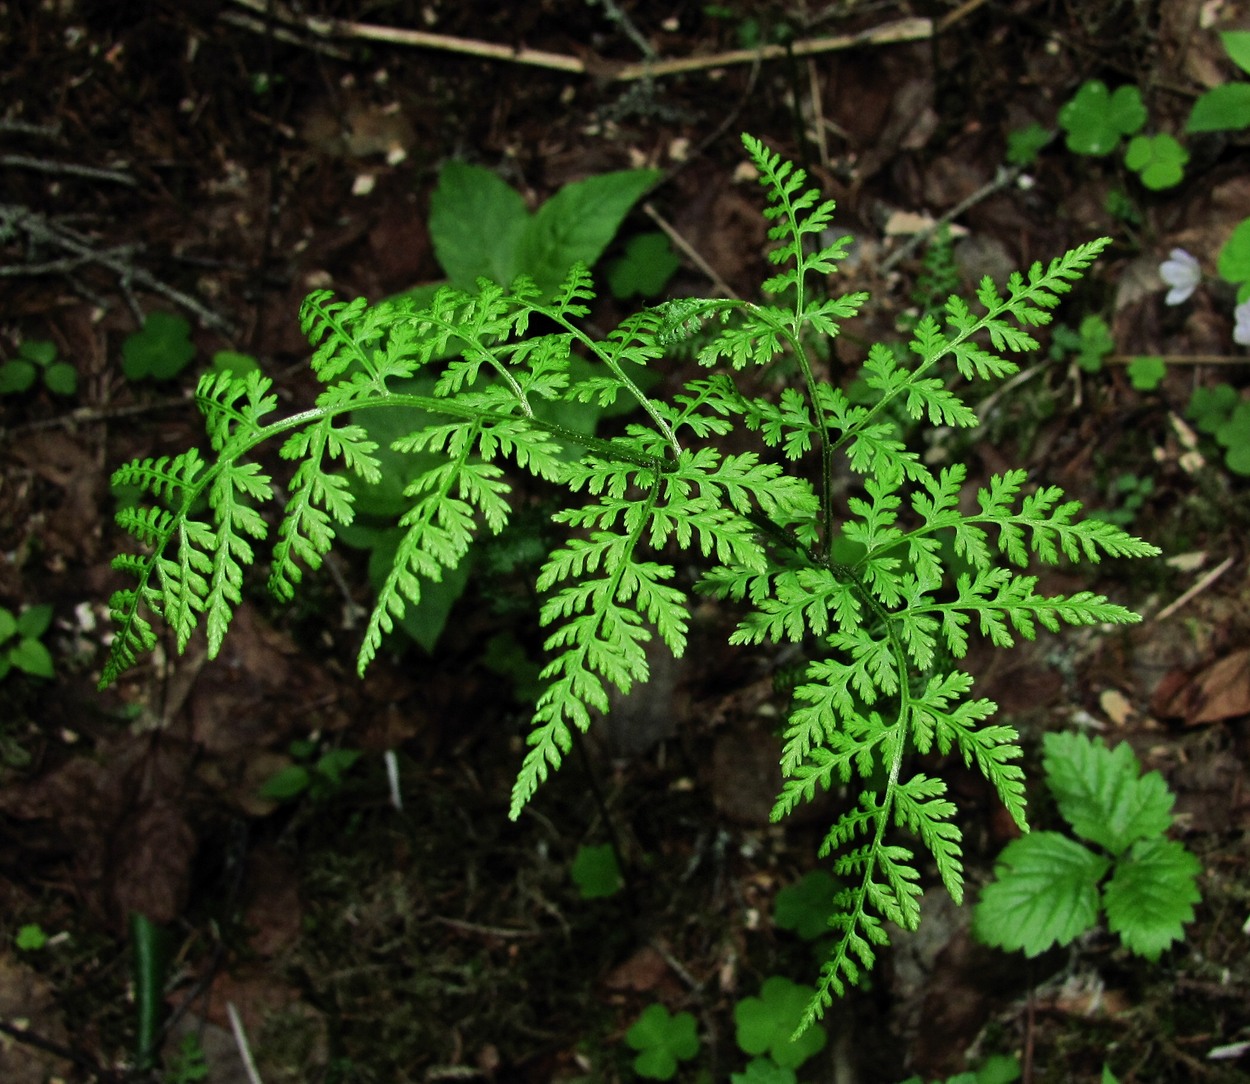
<box><xmin>1058</xmin><ymin>81</ymin><xmax>1146</xmax><ymax>156</ymax></box>
<box><xmin>15</xmin><ymin>923</ymin><xmax>49</xmax><ymax>951</ymax></box>
<box><xmin>974</xmin><ymin>731</ymin><xmax>1201</xmax><ymax>961</ymax></box>
<box><xmin>732</xmin><ymin>1059</ymin><xmax>797</xmax><ymax>1084</ymax></box>
<box><xmin>259</xmin><ymin>741</ymin><xmax>363</xmax><ymax>803</ymax></box>
<box><xmin>122</xmin><ymin>312</ymin><xmax>196</xmax><ymax>381</ymax></box>
<box><xmin>0</xmin><ymin>339</ymin><xmax>77</xmax><ymax>396</ymax></box>
<box><xmin>1126</xmin><ymin>355</ymin><xmax>1166</xmax><ymax>391</ymax></box>
<box><xmin>570</xmin><ymin>842</ymin><xmax>623</xmax><ymax>899</ymax></box>
<box><xmin>1187</xmin><ymin>31</ymin><xmax>1250</xmax><ymax>133</ymax></box>
<box><xmin>625</xmin><ymin>1003</ymin><xmax>700</xmax><ymax>1080</ymax></box>
<box><xmin>899</xmin><ymin>1054</ymin><xmax>1020</xmax><ymax>1084</ymax></box>
<box><xmin>1051</xmin><ymin>314</ymin><xmax>1114</xmax><ymax>373</ymax></box>
<box><xmin>164</xmin><ymin>1033</ymin><xmax>209</xmax><ymax>1083</ymax></box>
<box><xmin>1098</xmin><ymin>473</ymin><xmax>1155</xmax><ymax>529</ymax></box>
<box><xmin>1186</xmin><ymin>383</ymin><xmax>1250</xmax><ymax>476</ymax></box>
<box><xmin>1005</xmin><ymin>123</ymin><xmax>1052</xmax><ymax>167</ymax></box>
<box><xmin>0</xmin><ymin>604</ymin><xmax>55</xmax><ymax>681</ymax></box>
<box><xmin>773</xmin><ymin>869</ymin><xmax>839</xmax><ymax>941</ymax></box>
<box><xmin>734</xmin><ymin>977</ymin><xmax>826</xmax><ymax>1068</ymax></box>
<box><xmin>1124</xmin><ymin>133</ymin><xmax>1188</xmax><ymax>190</ymax></box>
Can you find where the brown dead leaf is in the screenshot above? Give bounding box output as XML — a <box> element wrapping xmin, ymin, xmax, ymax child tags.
<box><xmin>242</xmin><ymin>845</ymin><xmax>303</xmax><ymax>958</ymax></box>
<box><xmin>1160</xmin><ymin>649</ymin><xmax>1250</xmax><ymax>725</ymax></box>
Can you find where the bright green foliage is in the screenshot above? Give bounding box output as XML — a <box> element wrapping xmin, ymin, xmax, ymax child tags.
<box><xmin>0</xmin><ymin>339</ymin><xmax>77</xmax><ymax>396</ymax></box>
<box><xmin>625</xmin><ymin>1003</ymin><xmax>700</xmax><ymax>1080</ymax></box>
<box><xmin>1187</xmin><ymin>31</ymin><xmax>1250</xmax><ymax>133</ymax></box>
<box><xmin>122</xmin><ymin>311</ymin><xmax>196</xmax><ymax>381</ymax></box>
<box><xmin>1051</xmin><ymin>314</ymin><xmax>1113</xmax><ymax>373</ymax></box>
<box><xmin>899</xmin><ymin>1054</ymin><xmax>1020</xmax><ymax>1084</ymax></box>
<box><xmin>773</xmin><ymin>869</ymin><xmax>839</xmax><ymax>941</ymax></box>
<box><xmin>974</xmin><ymin>731</ymin><xmax>1201</xmax><ymax>961</ymax></box>
<box><xmin>734</xmin><ymin>977</ymin><xmax>826</xmax><ymax>1069</ymax></box>
<box><xmin>1124</xmin><ymin>134</ymin><xmax>1188</xmax><ymax>190</ymax></box>
<box><xmin>428</xmin><ymin>160</ymin><xmax>658</xmax><ymax>295</ymax></box>
<box><xmin>1005</xmin><ymin>123</ymin><xmax>1052</xmax><ymax>167</ymax></box>
<box><xmin>1127</xmin><ymin>355</ymin><xmax>1166</xmax><ymax>391</ymax></box>
<box><xmin>99</xmin><ymin>134</ymin><xmax>1158</xmax><ymax>1028</ymax></box>
<box><xmin>15</xmin><ymin>923</ymin><xmax>49</xmax><ymax>951</ymax></box>
<box><xmin>1058</xmin><ymin>81</ymin><xmax>1146</xmax><ymax>155</ymax></box>
<box><xmin>732</xmin><ymin>1058</ymin><xmax>797</xmax><ymax>1084</ymax></box>
<box><xmin>1186</xmin><ymin>383</ymin><xmax>1250</xmax><ymax>476</ymax></box>
<box><xmin>1217</xmin><ymin>217</ymin><xmax>1250</xmax><ymax>294</ymax></box>
<box><xmin>571</xmin><ymin>842</ymin><xmax>623</xmax><ymax>899</ymax></box>
<box><xmin>0</xmin><ymin>603</ymin><xmax>55</xmax><ymax>681</ymax></box>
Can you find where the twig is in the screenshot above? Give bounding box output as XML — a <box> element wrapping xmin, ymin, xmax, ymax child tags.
<box><xmin>0</xmin><ymin>153</ymin><xmax>137</xmax><ymax>186</ymax></box>
<box><xmin>223</xmin><ymin>0</ymin><xmax>935</xmax><ymax>81</ymax></box>
<box><xmin>218</xmin><ymin>9</ymin><xmax>353</xmax><ymax>58</ymax></box>
<box><xmin>642</xmin><ymin>202</ymin><xmax>740</xmax><ymax>299</ymax></box>
<box><xmin>0</xmin><ymin>203</ymin><xmax>234</xmax><ymax>332</ymax></box>
<box><xmin>1154</xmin><ymin>554</ymin><xmax>1235</xmax><ymax>622</ymax></box>
<box><xmin>0</xmin><ymin>396</ymin><xmax>192</xmax><ymax>442</ymax></box>
<box><xmin>226</xmin><ymin>1002</ymin><xmax>266</xmax><ymax>1084</ymax></box>
<box><xmin>1105</xmin><ymin>353</ymin><xmax>1248</xmax><ymax>366</ymax></box>
<box><xmin>879</xmin><ymin>164</ymin><xmax>1023</xmax><ymax>274</ymax></box>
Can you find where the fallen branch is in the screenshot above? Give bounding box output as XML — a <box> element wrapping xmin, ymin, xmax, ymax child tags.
<box><xmin>224</xmin><ymin>0</ymin><xmax>937</xmax><ymax>80</ymax></box>
<box><xmin>1</xmin><ymin>203</ymin><xmax>234</xmax><ymax>332</ymax></box>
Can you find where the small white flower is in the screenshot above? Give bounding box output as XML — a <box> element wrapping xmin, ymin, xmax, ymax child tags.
<box><xmin>1234</xmin><ymin>299</ymin><xmax>1250</xmax><ymax>346</ymax></box>
<box><xmin>1159</xmin><ymin>248</ymin><xmax>1201</xmax><ymax>305</ymax></box>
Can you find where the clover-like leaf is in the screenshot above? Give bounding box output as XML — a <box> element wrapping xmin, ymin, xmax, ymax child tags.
<box><xmin>773</xmin><ymin>869</ymin><xmax>839</xmax><ymax>941</ymax></box>
<box><xmin>122</xmin><ymin>311</ymin><xmax>196</xmax><ymax>381</ymax></box>
<box><xmin>1103</xmin><ymin>835</ymin><xmax>1202</xmax><ymax>960</ymax></box>
<box><xmin>570</xmin><ymin>842</ymin><xmax>623</xmax><ymax>899</ymax></box>
<box><xmin>1124</xmin><ymin>134</ymin><xmax>1188</xmax><ymax>190</ymax></box>
<box><xmin>734</xmin><ymin>977</ymin><xmax>827</xmax><ymax>1069</ymax></box>
<box><xmin>731</xmin><ymin>1058</ymin><xmax>798</xmax><ymax>1084</ymax></box>
<box><xmin>1127</xmin><ymin>356</ymin><xmax>1166</xmax><ymax>391</ymax></box>
<box><xmin>1058</xmin><ymin>81</ymin><xmax>1146</xmax><ymax>155</ymax></box>
<box><xmin>625</xmin><ymin>1003</ymin><xmax>700</xmax><ymax>1080</ymax></box>
<box><xmin>973</xmin><ymin>831</ymin><xmax>1109</xmax><ymax>956</ymax></box>
<box><xmin>1005</xmin><ymin>123</ymin><xmax>1052</xmax><ymax>166</ymax></box>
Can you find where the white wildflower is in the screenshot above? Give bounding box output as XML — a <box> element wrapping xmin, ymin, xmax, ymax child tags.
<box><xmin>1234</xmin><ymin>298</ymin><xmax>1250</xmax><ymax>346</ymax></box>
<box><xmin>1159</xmin><ymin>248</ymin><xmax>1201</xmax><ymax>305</ymax></box>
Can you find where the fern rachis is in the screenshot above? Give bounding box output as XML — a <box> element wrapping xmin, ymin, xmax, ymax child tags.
<box><xmin>101</xmin><ymin>133</ymin><xmax>1159</xmax><ymax>1031</ymax></box>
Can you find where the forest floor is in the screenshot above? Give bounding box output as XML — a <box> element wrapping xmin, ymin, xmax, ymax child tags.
<box><xmin>1</xmin><ymin>1</ymin><xmax>1249</xmax><ymax>1082</ymax></box>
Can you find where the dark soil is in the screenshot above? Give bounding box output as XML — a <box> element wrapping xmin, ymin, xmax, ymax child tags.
<box><xmin>1</xmin><ymin>1</ymin><xmax>1249</xmax><ymax>1082</ymax></box>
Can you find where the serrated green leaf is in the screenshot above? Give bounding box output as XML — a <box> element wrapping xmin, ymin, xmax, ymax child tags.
<box><xmin>1103</xmin><ymin>836</ymin><xmax>1201</xmax><ymax>960</ymax></box>
<box><xmin>1043</xmin><ymin>731</ymin><xmax>1174</xmax><ymax>855</ymax></box>
<box><xmin>973</xmin><ymin>831</ymin><xmax>1109</xmax><ymax>956</ymax></box>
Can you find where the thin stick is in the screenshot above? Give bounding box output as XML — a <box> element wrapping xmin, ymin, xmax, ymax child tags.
<box><xmin>1104</xmin><ymin>354</ymin><xmax>1248</xmax><ymax>366</ymax></box>
<box><xmin>1154</xmin><ymin>555</ymin><xmax>1235</xmax><ymax>622</ymax></box>
<box><xmin>0</xmin><ymin>153</ymin><xmax>137</xmax><ymax>186</ymax></box>
<box><xmin>223</xmin><ymin>0</ymin><xmax>935</xmax><ymax>81</ymax></box>
<box><xmin>642</xmin><ymin>203</ymin><xmax>740</xmax><ymax>299</ymax></box>
<box><xmin>879</xmin><ymin>164</ymin><xmax>1022</xmax><ymax>274</ymax></box>
<box><xmin>1</xmin><ymin>204</ymin><xmax>233</xmax><ymax>332</ymax></box>
<box><xmin>226</xmin><ymin>1002</ymin><xmax>266</xmax><ymax>1084</ymax></box>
